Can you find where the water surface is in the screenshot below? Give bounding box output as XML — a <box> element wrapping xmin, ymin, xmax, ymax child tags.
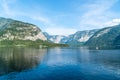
<box><xmin>0</xmin><ymin>47</ymin><xmax>120</xmax><ymax>80</ymax></box>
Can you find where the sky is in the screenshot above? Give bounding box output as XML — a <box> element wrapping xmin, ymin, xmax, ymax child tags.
<box><xmin>0</xmin><ymin>0</ymin><xmax>120</xmax><ymax>35</ymax></box>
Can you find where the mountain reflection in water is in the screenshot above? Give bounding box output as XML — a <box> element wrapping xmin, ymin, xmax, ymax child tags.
<box><xmin>0</xmin><ymin>47</ymin><xmax>120</xmax><ymax>80</ymax></box>
<box><xmin>0</xmin><ymin>47</ymin><xmax>46</xmax><ymax>76</ymax></box>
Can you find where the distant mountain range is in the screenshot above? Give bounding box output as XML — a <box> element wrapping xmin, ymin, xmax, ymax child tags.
<box><xmin>44</xmin><ymin>29</ymin><xmax>98</xmax><ymax>45</ymax></box>
<box><xmin>1</xmin><ymin>17</ymin><xmax>120</xmax><ymax>49</ymax></box>
<box><xmin>44</xmin><ymin>24</ymin><xmax>120</xmax><ymax>49</ymax></box>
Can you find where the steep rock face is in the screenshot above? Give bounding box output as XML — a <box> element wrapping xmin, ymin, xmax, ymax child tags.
<box><xmin>49</xmin><ymin>35</ymin><xmax>66</xmax><ymax>43</ymax></box>
<box><xmin>85</xmin><ymin>24</ymin><xmax>120</xmax><ymax>49</ymax></box>
<box><xmin>66</xmin><ymin>29</ymin><xmax>98</xmax><ymax>43</ymax></box>
<box><xmin>44</xmin><ymin>29</ymin><xmax>98</xmax><ymax>44</ymax></box>
<box><xmin>43</xmin><ymin>32</ymin><xmax>67</xmax><ymax>43</ymax></box>
<box><xmin>0</xmin><ymin>17</ymin><xmax>47</xmax><ymax>41</ymax></box>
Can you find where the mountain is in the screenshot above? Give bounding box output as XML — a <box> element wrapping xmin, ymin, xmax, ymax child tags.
<box><xmin>44</xmin><ymin>29</ymin><xmax>98</xmax><ymax>45</ymax></box>
<box><xmin>65</xmin><ymin>29</ymin><xmax>98</xmax><ymax>44</ymax></box>
<box><xmin>0</xmin><ymin>17</ymin><xmax>47</xmax><ymax>41</ymax></box>
<box><xmin>43</xmin><ymin>32</ymin><xmax>67</xmax><ymax>43</ymax></box>
<box><xmin>0</xmin><ymin>17</ymin><xmax>68</xmax><ymax>47</ymax></box>
<box><xmin>85</xmin><ymin>24</ymin><xmax>120</xmax><ymax>49</ymax></box>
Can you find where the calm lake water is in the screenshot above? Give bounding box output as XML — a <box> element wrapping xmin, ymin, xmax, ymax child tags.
<box><xmin>0</xmin><ymin>47</ymin><xmax>120</xmax><ymax>80</ymax></box>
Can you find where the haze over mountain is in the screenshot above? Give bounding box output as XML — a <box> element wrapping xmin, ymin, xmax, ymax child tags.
<box><xmin>44</xmin><ymin>29</ymin><xmax>98</xmax><ymax>45</ymax></box>
<box><xmin>0</xmin><ymin>17</ymin><xmax>98</xmax><ymax>45</ymax></box>
<box><xmin>1</xmin><ymin>16</ymin><xmax>120</xmax><ymax>49</ymax></box>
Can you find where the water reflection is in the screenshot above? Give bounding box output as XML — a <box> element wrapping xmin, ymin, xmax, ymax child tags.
<box><xmin>0</xmin><ymin>47</ymin><xmax>120</xmax><ymax>80</ymax></box>
<box><xmin>65</xmin><ymin>47</ymin><xmax>120</xmax><ymax>70</ymax></box>
<box><xmin>88</xmin><ymin>50</ymin><xmax>120</xmax><ymax>69</ymax></box>
<box><xmin>79</xmin><ymin>47</ymin><xmax>90</xmax><ymax>62</ymax></box>
<box><xmin>43</xmin><ymin>47</ymin><xmax>80</xmax><ymax>65</ymax></box>
<box><xmin>43</xmin><ymin>47</ymin><xmax>120</xmax><ymax>70</ymax></box>
<box><xmin>0</xmin><ymin>47</ymin><xmax>46</xmax><ymax>76</ymax></box>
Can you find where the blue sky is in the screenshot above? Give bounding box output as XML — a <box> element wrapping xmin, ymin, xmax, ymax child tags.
<box><xmin>0</xmin><ymin>0</ymin><xmax>120</xmax><ymax>35</ymax></box>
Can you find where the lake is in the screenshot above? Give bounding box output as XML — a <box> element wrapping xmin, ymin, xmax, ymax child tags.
<box><xmin>0</xmin><ymin>47</ymin><xmax>120</xmax><ymax>80</ymax></box>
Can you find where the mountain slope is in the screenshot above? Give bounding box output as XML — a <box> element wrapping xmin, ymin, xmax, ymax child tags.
<box><xmin>44</xmin><ymin>29</ymin><xmax>98</xmax><ymax>45</ymax></box>
<box><xmin>85</xmin><ymin>24</ymin><xmax>120</xmax><ymax>49</ymax></box>
<box><xmin>0</xmin><ymin>17</ymin><xmax>47</xmax><ymax>41</ymax></box>
<box><xmin>65</xmin><ymin>29</ymin><xmax>98</xmax><ymax>44</ymax></box>
<box><xmin>43</xmin><ymin>32</ymin><xmax>67</xmax><ymax>43</ymax></box>
<box><xmin>0</xmin><ymin>17</ymin><xmax>69</xmax><ymax>48</ymax></box>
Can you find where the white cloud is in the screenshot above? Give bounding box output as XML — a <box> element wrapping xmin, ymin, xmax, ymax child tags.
<box><xmin>45</xmin><ymin>27</ymin><xmax>77</xmax><ymax>35</ymax></box>
<box><xmin>0</xmin><ymin>0</ymin><xmax>17</xmax><ymax>17</ymax></box>
<box><xmin>31</xmin><ymin>16</ymin><xmax>78</xmax><ymax>35</ymax></box>
<box><xmin>31</xmin><ymin>16</ymin><xmax>54</xmax><ymax>27</ymax></box>
<box><xmin>0</xmin><ymin>0</ymin><xmax>53</xmax><ymax>29</ymax></box>
<box><xmin>0</xmin><ymin>0</ymin><xmax>120</xmax><ymax>36</ymax></box>
<box><xmin>104</xmin><ymin>19</ymin><xmax>120</xmax><ymax>27</ymax></box>
<box><xmin>32</xmin><ymin>16</ymin><xmax>50</xmax><ymax>24</ymax></box>
<box><xmin>79</xmin><ymin>0</ymin><xmax>119</xmax><ymax>30</ymax></box>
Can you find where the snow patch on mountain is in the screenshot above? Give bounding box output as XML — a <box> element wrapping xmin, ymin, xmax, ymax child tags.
<box><xmin>104</xmin><ymin>19</ymin><xmax>120</xmax><ymax>27</ymax></box>
<box><xmin>78</xmin><ymin>35</ymin><xmax>90</xmax><ymax>42</ymax></box>
<box><xmin>49</xmin><ymin>35</ymin><xmax>65</xmax><ymax>43</ymax></box>
<box><xmin>44</xmin><ymin>29</ymin><xmax>98</xmax><ymax>44</ymax></box>
<box><xmin>95</xmin><ymin>28</ymin><xmax>111</xmax><ymax>38</ymax></box>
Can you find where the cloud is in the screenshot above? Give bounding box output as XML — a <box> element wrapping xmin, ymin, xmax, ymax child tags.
<box><xmin>31</xmin><ymin>16</ymin><xmax>53</xmax><ymax>27</ymax></box>
<box><xmin>0</xmin><ymin>0</ymin><xmax>120</xmax><ymax>35</ymax></box>
<box><xmin>79</xmin><ymin>0</ymin><xmax>119</xmax><ymax>30</ymax></box>
<box><xmin>0</xmin><ymin>0</ymin><xmax>17</xmax><ymax>17</ymax></box>
<box><xmin>104</xmin><ymin>19</ymin><xmax>120</xmax><ymax>27</ymax></box>
<box><xmin>0</xmin><ymin>0</ymin><xmax>52</xmax><ymax>28</ymax></box>
<box><xmin>32</xmin><ymin>16</ymin><xmax>50</xmax><ymax>24</ymax></box>
<box><xmin>45</xmin><ymin>27</ymin><xmax>77</xmax><ymax>35</ymax></box>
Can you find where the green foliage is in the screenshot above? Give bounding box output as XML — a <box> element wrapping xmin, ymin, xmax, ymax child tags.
<box><xmin>0</xmin><ymin>39</ymin><xmax>68</xmax><ymax>48</ymax></box>
<box><xmin>0</xmin><ymin>19</ymin><xmax>68</xmax><ymax>48</ymax></box>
